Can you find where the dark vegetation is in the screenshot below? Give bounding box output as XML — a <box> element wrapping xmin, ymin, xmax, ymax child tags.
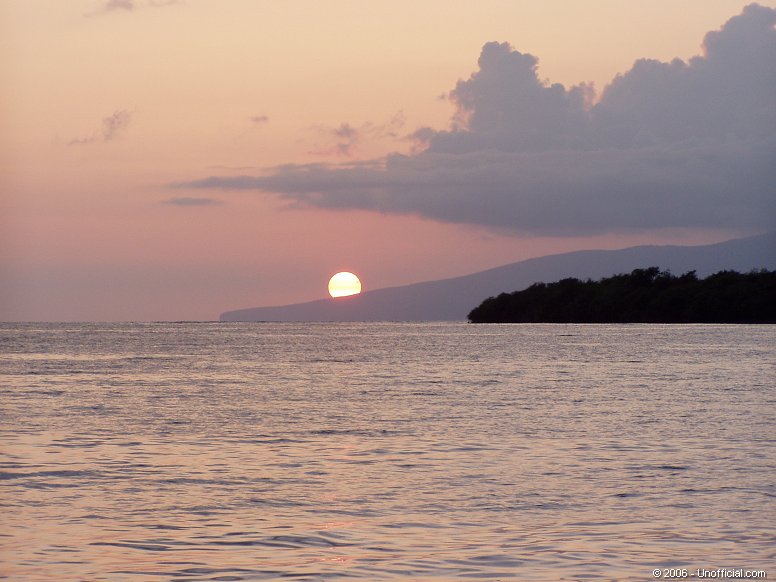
<box><xmin>467</xmin><ymin>268</ymin><xmax>776</xmax><ymax>323</ymax></box>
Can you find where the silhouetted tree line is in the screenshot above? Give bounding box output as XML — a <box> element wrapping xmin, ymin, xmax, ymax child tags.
<box><xmin>468</xmin><ymin>268</ymin><xmax>776</xmax><ymax>323</ymax></box>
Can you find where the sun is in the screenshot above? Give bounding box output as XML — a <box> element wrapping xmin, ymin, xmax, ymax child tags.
<box><xmin>328</xmin><ymin>272</ymin><xmax>362</xmax><ymax>298</ymax></box>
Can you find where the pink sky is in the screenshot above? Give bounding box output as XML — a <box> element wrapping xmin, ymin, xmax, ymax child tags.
<box><xmin>2</xmin><ymin>1</ymin><xmax>774</xmax><ymax>321</ymax></box>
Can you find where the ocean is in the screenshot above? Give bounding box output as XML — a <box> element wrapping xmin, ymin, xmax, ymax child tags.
<box><xmin>1</xmin><ymin>322</ymin><xmax>774</xmax><ymax>580</ymax></box>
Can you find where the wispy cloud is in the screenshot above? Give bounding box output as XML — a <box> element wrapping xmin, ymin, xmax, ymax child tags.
<box><xmin>163</xmin><ymin>197</ymin><xmax>222</xmax><ymax>207</ymax></box>
<box><xmin>310</xmin><ymin>122</ymin><xmax>361</xmax><ymax>157</ymax></box>
<box><xmin>308</xmin><ymin>112</ymin><xmax>406</xmax><ymax>158</ymax></box>
<box><xmin>178</xmin><ymin>4</ymin><xmax>776</xmax><ymax>236</ymax></box>
<box><xmin>69</xmin><ymin>110</ymin><xmax>132</xmax><ymax>145</ymax></box>
<box><xmin>89</xmin><ymin>0</ymin><xmax>181</xmax><ymax>16</ymax></box>
<box><xmin>101</xmin><ymin>110</ymin><xmax>132</xmax><ymax>140</ymax></box>
<box><xmin>104</xmin><ymin>0</ymin><xmax>135</xmax><ymax>11</ymax></box>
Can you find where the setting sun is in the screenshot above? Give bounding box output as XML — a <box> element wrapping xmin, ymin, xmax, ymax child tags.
<box><xmin>328</xmin><ymin>272</ymin><xmax>362</xmax><ymax>298</ymax></box>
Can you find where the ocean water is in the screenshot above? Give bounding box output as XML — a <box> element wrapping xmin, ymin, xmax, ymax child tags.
<box><xmin>0</xmin><ymin>322</ymin><xmax>774</xmax><ymax>581</ymax></box>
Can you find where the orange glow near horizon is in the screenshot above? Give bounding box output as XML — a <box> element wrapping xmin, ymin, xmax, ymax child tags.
<box><xmin>2</xmin><ymin>1</ymin><xmax>773</xmax><ymax>321</ymax></box>
<box><xmin>328</xmin><ymin>272</ymin><xmax>362</xmax><ymax>298</ymax></box>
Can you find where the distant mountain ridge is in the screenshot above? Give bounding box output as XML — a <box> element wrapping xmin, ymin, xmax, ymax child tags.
<box><xmin>220</xmin><ymin>232</ymin><xmax>776</xmax><ymax>322</ymax></box>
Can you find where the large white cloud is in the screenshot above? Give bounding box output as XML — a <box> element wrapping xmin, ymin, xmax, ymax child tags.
<box><xmin>180</xmin><ymin>4</ymin><xmax>776</xmax><ymax>235</ymax></box>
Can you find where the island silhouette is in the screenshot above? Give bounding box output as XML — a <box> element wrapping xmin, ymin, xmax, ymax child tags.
<box><xmin>220</xmin><ymin>233</ymin><xmax>776</xmax><ymax>322</ymax></box>
<box><xmin>468</xmin><ymin>268</ymin><xmax>776</xmax><ymax>323</ymax></box>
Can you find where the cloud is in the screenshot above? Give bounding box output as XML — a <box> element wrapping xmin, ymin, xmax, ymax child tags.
<box><xmin>102</xmin><ymin>110</ymin><xmax>132</xmax><ymax>140</ymax></box>
<box><xmin>180</xmin><ymin>4</ymin><xmax>776</xmax><ymax>236</ymax></box>
<box><xmin>104</xmin><ymin>0</ymin><xmax>135</xmax><ymax>10</ymax></box>
<box><xmin>91</xmin><ymin>0</ymin><xmax>180</xmax><ymax>15</ymax></box>
<box><xmin>592</xmin><ymin>4</ymin><xmax>776</xmax><ymax>148</ymax></box>
<box><xmin>69</xmin><ymin>110</ymin><xmax>132</xmax><ymax>145</ymax></box>
<box><xmin>428</xmin><ymin>41</ymin><xmax>594</xmax><ymax>154</ymax></box>
<box><xmin>309</xmin><ymin>112</ymin><xmax>406</xmax><ymax>157</ymax></box>
<box><xmin>312</xmin><ymin>122</ymin><xmax>359</xmax><ymax>157</ymax></box>
<box><xmin>68</xmin><ymin>136</ymin><xmax>98</xmax><ymax>146</ymax></box>
<box><xmin>163</xmin><ymin>197</ymin><xmax>221</xmax><ymax>206</ymax></box>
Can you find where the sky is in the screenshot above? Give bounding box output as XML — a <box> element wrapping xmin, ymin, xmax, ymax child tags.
<box><xmin>2</xmin><ymin>0</ymin><xmax>775</xmax><ymax>321</ymax></box>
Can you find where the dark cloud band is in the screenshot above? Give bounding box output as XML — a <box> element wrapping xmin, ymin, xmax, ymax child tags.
<box><xmin>178</xmin><ymin>4</ymin><xmax>776</xmax><ymax>236</ymax></box>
